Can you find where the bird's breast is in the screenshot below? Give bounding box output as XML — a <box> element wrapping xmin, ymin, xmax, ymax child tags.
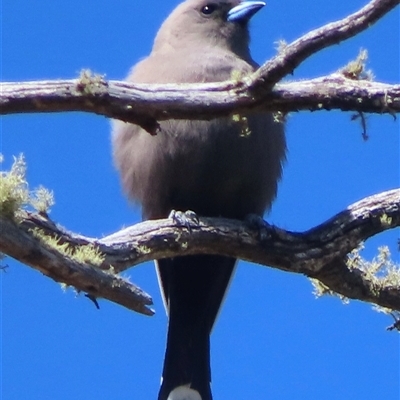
<box><xmin>112</xmin><ymin>51</ymin><xmax>286</xmax><ymax>220</ymax></box>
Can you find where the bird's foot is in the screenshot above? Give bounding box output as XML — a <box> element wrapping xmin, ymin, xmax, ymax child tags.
<box><xmin>169</xmin><ymin>210</ymin><xmax>199</xmax><ymax>232</ymax></box>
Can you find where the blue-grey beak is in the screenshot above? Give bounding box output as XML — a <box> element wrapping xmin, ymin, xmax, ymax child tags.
<box><xmin>227</xmin><ymin>1</ymin><xmax>266</xmax><ymax>22</ymax></box>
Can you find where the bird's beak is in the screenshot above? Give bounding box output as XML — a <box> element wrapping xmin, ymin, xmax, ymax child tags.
<box><xmin>227</xmin><ymin>1</ymin><xmax>266</xmax><ymax>22</ymax></box>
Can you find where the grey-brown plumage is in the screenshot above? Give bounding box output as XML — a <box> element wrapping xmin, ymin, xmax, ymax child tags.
<box><xmin>112</xmin><ymin>1</ymin><xmax>286</xmax><ymax>399</ymax></box>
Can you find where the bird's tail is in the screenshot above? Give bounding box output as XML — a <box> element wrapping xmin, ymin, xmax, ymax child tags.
<box><xmin>158</xmin><ymin>314</ymin><xmax>212</xmax><ymax>399</ymax></box>
<box><xmin>156</xmin><ymin>255</ymin><xmax>236</xmax><ymax>400</ymax></box>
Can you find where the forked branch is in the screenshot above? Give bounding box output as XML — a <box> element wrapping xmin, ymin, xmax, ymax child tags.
<box><xmin>1</xmin><ymin>190</ymin><xmax>398</xmax><ymax>314</ymax></box>
<box><xmin>1</xmin><ymin>0</ymin><xmax>399</xmax><ymax>133</ymax></box>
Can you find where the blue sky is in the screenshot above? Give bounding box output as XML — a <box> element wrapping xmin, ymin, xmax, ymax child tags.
<box><xmin>1</xmin><ymin>1</ymin><xmax>399</xmax><ymax>399</ymax></box>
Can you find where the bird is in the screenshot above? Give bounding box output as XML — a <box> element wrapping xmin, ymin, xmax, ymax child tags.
<box><xmin>112</xmin><ymin>1</ymin><xmax>286</xmax><ymax>399</ymax></box>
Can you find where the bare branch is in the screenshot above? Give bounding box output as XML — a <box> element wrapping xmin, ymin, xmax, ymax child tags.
<box><xmin>1</xmin><ymin>0</ymin><xmax>398</xmax><ymax>132</ymax></box>
<box><xmin>1</xmin><ymin>189</ymin><xmax>398</xmax><ymax>313</ymax></box>
<box><xmin>251</xmin><ymin>0</ymin><xmax>400</xmax><ymax>87</ymax></box>
<box><xmin>1</xmin><ymin>75</ymin><xmax>399</xmax><ymax>128</ymax></box>
<box><xmin>0</xmin><ymin>215</ymin><xmax>154</xmax><ymax>316</ymax></box>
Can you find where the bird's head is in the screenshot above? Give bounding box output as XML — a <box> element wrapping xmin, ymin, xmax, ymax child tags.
<box><xmin>152</xmin><ymin>0</ymin><xmax>265</xmax><ymax>59</ymax></box>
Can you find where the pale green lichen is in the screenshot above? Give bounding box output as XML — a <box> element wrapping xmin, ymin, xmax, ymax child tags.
<box><xmin>137</xmin><ymin>244</ymin><xmax>152</xmax><ymax>255</ymax></box>
<box><xmin>380</xmin><ymin>213</ymin><xmax>393</xmax><ymax>227</ymax></box>
<box><xmin>311</xmin><ymin>245</ymin><xmax>400</xmax><ymax>307</ymax></box>
<box><xmin>59</xmin><ymin>282</ymin><xmax>70</xmax><ymax>292</ymax></box>
<box><xmin>230</xmin><ymin>68</ymin><xmax>253</xmax><ymax>137</ymax></box>
<box><xmin>30</xmin><ymin>228</ymin><xmax>70</xmax><ymax>256</ymax></box>
<box><xmin>310</xmin><ymin>278</ymin><xmax>350</xmax><ymax>304</ymax></box>
<box><xmin>30</xmin><ymin>186</ymin><xmax>55</xmax><ymax>214</ymax></box>
<box><xmin>346</xmin><ymin>245</ymin><xmax>400</xmax><ymax>287</ymax></box>
<box><xmin>232</xmin><ymin>114</ymin><xmax>251</xmax><ymax>137</ymax></box>
<box><xmin>341</xmin><ymin>49</ymin><xmax>374</xmax><ymax>81</ymax></box>
<box><xmin>107</xmin><ymin>265</ymin><xmax>116</xmax><ymax>275</ymax></box>
<box><xmin>0</xmin><ymin>155</ymin><xmax>55</xmax><ymax>218</ymax></box>
<box><xmin>73</xmin><ymin>243</ymin><xmax>105</xmax><ymax>266</ymax></box>
<box><xmin>76</xmin><ymin>69</ymin><xmax>107</xmax><ymax>95</ymax></box>
<box><xmin>273</xmin><ymin>111</ymin><xmax>287</xmax><ymax>124</ymax></box>
<box><xmin>0</xmin><ymin>154</ymin><xmax>29</xmax><ymax>218</ymax></box>
<box><xmin>275</xmin><ymin>39</ymin><xmax>288</xmax><ymax>54</ymax></box>
<box><xmin>30</xmin><ymin>228</ymin><xmax>105</xmax><ymax>267</ymax></box>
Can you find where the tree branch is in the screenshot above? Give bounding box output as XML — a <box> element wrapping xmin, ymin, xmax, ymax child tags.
<box><xmin>1</xmin><ymin>0</ymin><xmax>398</xmax><ymax>133</ymax></box>
<box><xmin>0</xmin><ymin>214</ymin><xmax>154</xmax><ymax>316</ymax></box>
<box><xmin>1</xmin><ymin>189</ymin><xmax>399</xmax><ymax>314</ymax></box>
<box><xmin>1</xmin><ymin>75</ymin><xmax>399</xmax><ymax>126</ymax></box>
<box><xmin>251</xmin><ymin>0</ymin><xmax>400</xmax><ymax>87</ymax></box>
<box><xmin>1</xmin><ymin>0</ymin><xmax>398</xmax><ymax>315</ymax></box>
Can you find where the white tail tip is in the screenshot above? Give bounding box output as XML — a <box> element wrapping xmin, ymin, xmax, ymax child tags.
<box><xmin>167</xmin><ymin>385</ymin><xmax>202</xmax><ymax>400</ymax></box>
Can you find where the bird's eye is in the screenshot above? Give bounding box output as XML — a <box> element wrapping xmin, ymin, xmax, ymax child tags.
<box><xmin>201</xmin><ymin>4</ymin><xmax>218</xmax><ymax>15</ymax></box>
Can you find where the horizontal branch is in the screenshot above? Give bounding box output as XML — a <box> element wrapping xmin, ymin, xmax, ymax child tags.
<box><xmin>1</xmin><ymin>75</ymin><xmax>399</xmax><ymax>128</ymax></box>
<box><xmin>1</xmin><ymin>0</ymin><xmax>398</xmax><ymax>132</ymax></box>
<box><xmin>2</xmin><ymin>189</ymin><xmax>399</xmax><ymax>313</ymax></box>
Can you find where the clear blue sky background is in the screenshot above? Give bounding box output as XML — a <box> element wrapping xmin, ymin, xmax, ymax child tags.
<box><xmin>1</xmin><ymin>1</ymin><xmax>399</xmax><ymax>399</ymax></box>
